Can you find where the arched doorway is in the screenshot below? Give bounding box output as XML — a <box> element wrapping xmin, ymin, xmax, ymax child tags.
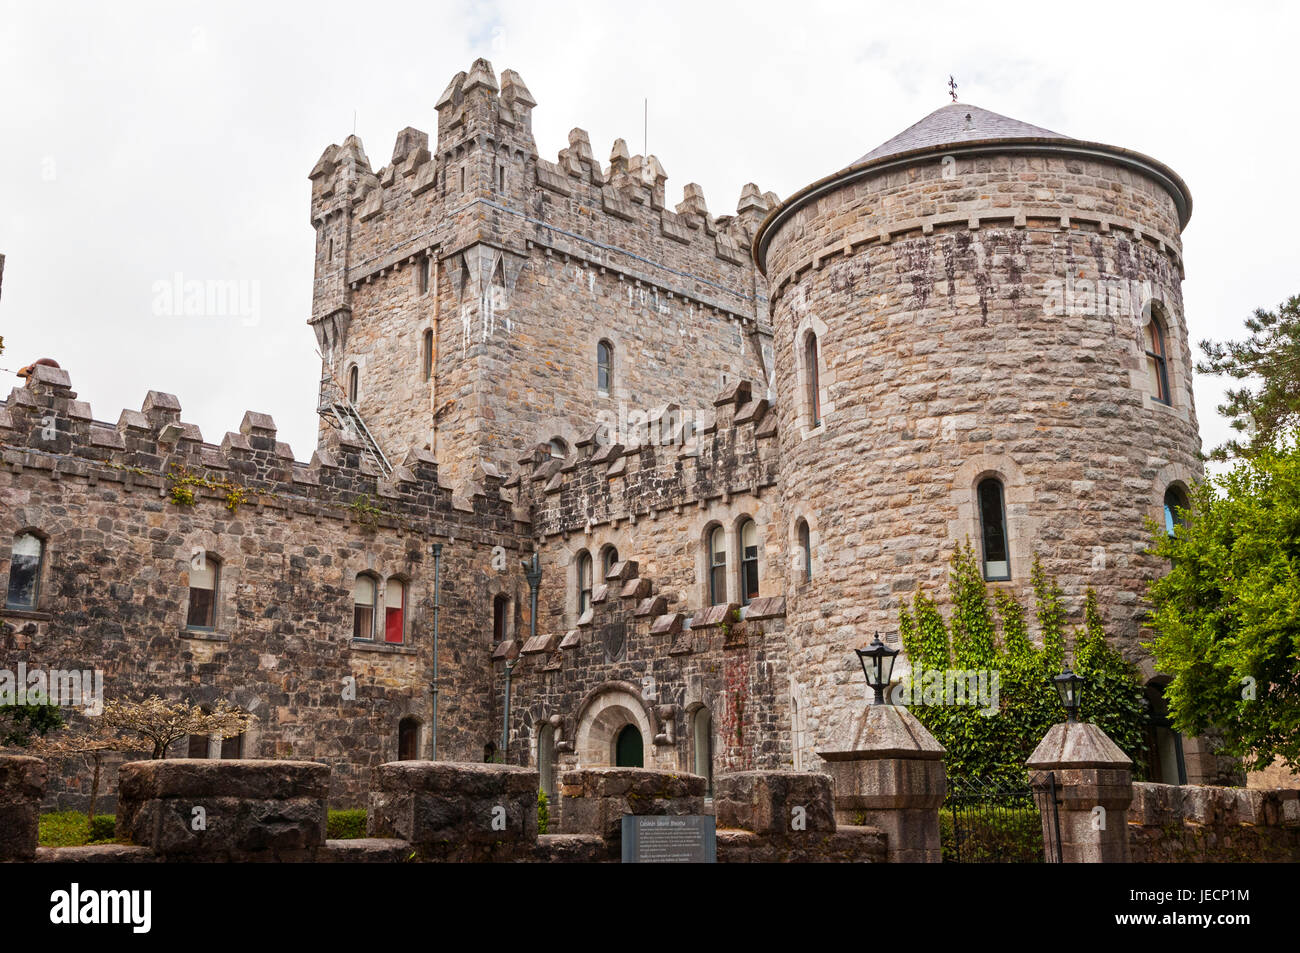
<box><xmin>614</xmin><ymin>724</ymin><xmax>643</xmax><ymax>767</ymax></box>
<box><xmin>573</xmin><ymin>685</ymin><xmax>656</xmax><ymax>768</ymax></box>
<box><xmin>398</xmin><ymin>717</ymin><xmax>420</xmax><ymax>760</ymax></box>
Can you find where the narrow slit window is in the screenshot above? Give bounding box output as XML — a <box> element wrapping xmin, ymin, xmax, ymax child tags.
<box><xmin>353</xmin><ymin>575</ymin><xmax>376</xmax><ymax>640</ymax></box>
<box><xmin>347</xmin><ymin>365</ymin><xmax>359</xmax><ymax>404</ymax></box>
<box><xmin>577</xmin><ymin>552</ymin><xmax>592</xmax><ymax>615</ymax></box>
<box><xmin>185</xmin><ymin>556</ymin><xmax>219</xmax><ymax>630</ymax></box>
<box><xmin>597</xmin><ymin>340</ymin><xmax>613</xmax><ymax>395</ymax></box>
<box><xmin>709</xmin><ymin>526</ymin><xmax>727</xmax><ymax>606</ymax></box>
<box><xmin>740</xmin><ymin>520</ymin><xmax>759</xmax><ymax>605</ymax></box>
<box><xmin>977</xmin><ymin>479</ymin><xmax>1010</xmax><ymax>580</ymax></box>
<box><xmin>422</xmin><ymin>329</ymin><xmax>434</xmax><ymax>381</ymax></box>
<box><xmin>1144</xmin><ymin>310</ymin><xmax>1172</xmax><ymax>405</ymax></box>
<box><xmin>5</xmin><ymin>533</ymin><xmax>44</xmax><ymax>610</ymax></box>
<box><xmin>492</xmin><ymin>594</ymin><xmax>509</xmax><ymax>643</ymax></box>
<box><xmin>385</xmin><ymin>578</ymin><xmax>406</xmax><ymax>644</ymax></box>
<box><xmin>805</xmin><ymin>332</ymin><xmax>822</xmax><ymax>427</ymax></box>
<box><xmin>797</xmin><ymin>519</ymin><xmax>812</xmax><ymax>584</ymax></box>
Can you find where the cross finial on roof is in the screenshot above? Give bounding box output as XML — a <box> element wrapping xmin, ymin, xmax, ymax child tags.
<box><xmin>948</xmin><ymin>76</ymin><xmax>958</xmax><ymax>103</ymax></box>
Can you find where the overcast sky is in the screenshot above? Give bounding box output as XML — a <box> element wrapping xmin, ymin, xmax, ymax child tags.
<box><xmin>1</xmin><ymin>0</ymin><xmax>1295</xmax><ymax>466</ymax></box>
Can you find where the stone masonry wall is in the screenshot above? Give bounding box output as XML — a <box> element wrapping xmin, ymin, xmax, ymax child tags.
<box><xmin>0</xmin><ymin>365</ymin><xmax>529</xmax><ymax>809</ymax></box>
<box><xmin>762</xmin><ymin>151</ymin><xmax>1203</xmax><ymax>765</ymax></box>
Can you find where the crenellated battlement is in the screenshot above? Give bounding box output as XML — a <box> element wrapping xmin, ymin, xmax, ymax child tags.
<box><xmin>510</xmin><ymin>379</ymin><xmax>780</xmax><ymax>541</ymax></box>
<box><xmin>0</xmin><ymin>365</ymin><xmax>518</xmax><ymax>539</ymax></box>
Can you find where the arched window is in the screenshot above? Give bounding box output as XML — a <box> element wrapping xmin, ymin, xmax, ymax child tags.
<box><xmin>804</xmin><ymin>331</ymin><xmax>822</xmax><ymax>427</ymax></box>
<box><xmin>977</xmin><ymin>478</ymin><xmax>1010</xmax><ymax>580</ymax></box>
<box><xmin>1144</xmin><ymin>308</ymin><xmax>1172</xmax><ymax>405</ymax></box>
<box><xmin>597</xmin><ymin>340</ymin><xmax>613</xmax><ymax>395</ymax></box>
<box><xmin>385</xmin><ymin>578</ymin><xmax>406</xmax><ymax>644</ymax></box>
<box><xmin>5</xmin><ymin>532</ymin><xmax>44</xmax><ymax>611</ymax></box>
<box><xmin>398</xmin><ymin>717</ymin><xmax>420</xmax><ymax>760</ymax></box>
<box><xmin>601</xmin><ymin>546</ymin><xmax>619</xmax><ymax>580</ymax></box>
<box><xmin>492</xmin><ymin>594</ymin><xmax>509</xmax><ymax>643</ymax></box>
<box><xmin>708</xmin><ymin>526</ymin><xmax>727</xmax><ymax>606</ymax></box>
<box><xmin>185</xmin><ymin>554</ymin><xmax>220</xmax><ymax>630</ymax></box>
<box><xmin>347</xmin><ymin>364</ymin><xmax>359</xmax><ymax>404</ymax></box>
<box><xmin>538</xmin><ymin>724</ymin><xmax>556</xmax><ymax>800</ymax></box>
<box><xmin>549</xmin><ymin>437</ymin><xmax>568</xmax><ymax>459</ymax></box>
<box><xmin>577</xmin><ymin>551</ymin><xmax>593</xmax><ymax>615</ymax></box>
<box><xmin>692</xmin><ymin>708</ymin><xmax>714</xmax><ymax>796</ymax></box>
<box><xmin>614</xmin><ymin>724</ymin><xmax>643</xmax><ymax>767</ymax></box>
<box><xmin>422</xmin><ymin>329</ymin><xmax>434</xmax><ymax>381</ymax></box>
<box><xmin>739</xmin><ymin>519</ymin><xmax>759</xmax><ymax>605</ymax></box>
<box><xmin>1164</xmin><ymin>486</ymin><xmax>1189</xmax><ymax>537</ymax></box>
<box><xmin>353</xmin><ymin>574</ymin><xmax>377</xmax><ymax>640</ymax></box>
<box><xmin>797</xmin><ymin>519</ymin><xmax>812</xmax><ymax>584</ymax></box>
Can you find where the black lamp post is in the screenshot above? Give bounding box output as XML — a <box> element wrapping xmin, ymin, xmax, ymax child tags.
<box><xmin>856</xmin><ymin>633</ymin><xmax>900</xmax><ymax>705</ymax></box>
<box><xmin>1053</xmin><ymin>670</ymin><xmax>1085</xmax><ymax>723</ymax></box>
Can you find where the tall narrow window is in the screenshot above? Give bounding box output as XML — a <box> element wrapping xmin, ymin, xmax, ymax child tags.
<box><xmin>185</xmin><ymin>555</ymin><xmax>219</xmax><ymax>630</ymax></box>
<box><xmin>597</xmin><ymin>340</ymin><xmax>613</xmax><ymax>395</ymax></box>
<box><xmin>422</xmin><ymin>329</ymin><xmax>434</xmax><ymax>381</ymax></box>
<box><xmin>977</xmin><ymin>479</ymin><xmax>1010</xmax><ymax>580</ymax></box>
<box><xmin>693</xmin><ymin>707</ymin><xmax>714</xmax><ymax>796</ymax></box>
<box><xmin>538</xmin><ymin>724</ymin><xmax>556</xmax><ymax>800</ymax></box>
<box><xmin>417</xmin><ymin>257</ymin><xmax>432</xmax><ymax>295</ymax></box>
<box><xmin>708</xmin><ymin>526</ymin><xmax>727</xmax><ymax>606</ymax></box>
<box><xmin>327</xmin><ymin>238</ymin><xmax>334</xmax><ymax>262</ymax></box>
<box><xmin>497</xmin><ymin>163</ymin><xmax>506</xmax><ymax>191</ymax></box>
<box><xmin>577</xmin><ymin>552</ymin><xmax>593</xmax><ymax>615</ymax></box>
<box><xmin>492</xmin><ymin>594</ymin><xmax>509</xmax><ymax>643</ymax></box>
<box><xmin>460</xmin><ymin>167</ymin><xmax>466</xmax><ymax>191</ymax></box>
<box><xmin>1144</xmin><ymin>310</ymin><xmax>1171</xmax><ymax>405</ymax></box>
<box><xmin>398</xmin><ymin>718</ymin><xmax>420</xmax><ymax>760</ymax></box>
<box><xmin>739</xmin><ymin>520</ymin><xmax>759</xmax><ymax>605</ymax></box>
<box><xmin>805</xmin><ymin>332</ymin><xmax>822</xmax><ymax>427</ymax></box>
<box><xmin>5</xmin><ymin>533</ymin><xmax>44</xmax><ymax>611</ymax></box>
<box><xmin>797</xmin><ymin>519</ymin><xmax>812</xmax><ymax>584</ymax></box>
<box><xmin>602</xmin><ymin>546</ymin><xmax>619</xmax><ymax>580</ymax></box>
<box><xmin>353</xmin><ymin>575</ymin><xmax>376</xmax><ymax>640</ymax></box>
<box><xmin>347</xmin><ymin>365</ymin><xmax>359</xmax><ymax>404</ymax></box>
<box><xmin>385</xmin><ymin>578</ymin><xmax>406</xmax><ymax>644</ymax></box>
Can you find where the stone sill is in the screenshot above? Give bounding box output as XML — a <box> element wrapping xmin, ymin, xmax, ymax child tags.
<box><xmin>351</xmin><ymin>641</ymin><xmax>418</xmax><ymax>656</ymax></box>
<box><xmin>1</xmin><ymin>608</ymin><xmax>53</xmax><ymax>622</ymax></box>
<box><xmin>179</xmin><ymin>629</ymin><xmax>231</xmax><ymax>642</ymax></box>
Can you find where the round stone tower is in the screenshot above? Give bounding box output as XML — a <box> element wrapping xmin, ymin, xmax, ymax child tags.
<box><xmin>753</xmin><ymin>102</ymin><xmax>1201</xmax><ymax>765</ymax></box>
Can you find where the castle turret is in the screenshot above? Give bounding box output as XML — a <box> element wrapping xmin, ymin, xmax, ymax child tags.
<box><xmin>754</xmin><ymin>102</ymin><xmax>1201</xmax><ymax>765</ymax></box>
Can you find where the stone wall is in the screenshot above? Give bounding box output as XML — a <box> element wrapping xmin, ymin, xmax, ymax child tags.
<box><xmin>0</xmin><ymin>365</ymin><xmax>528</xmax><ymax>809</ymax></box>
<box><xmin>1127</xmin><ymin>781</ymin><xmax>1300</xmax><ymax>863</ymax></box>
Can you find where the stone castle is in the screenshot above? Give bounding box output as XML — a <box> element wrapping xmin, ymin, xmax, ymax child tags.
<box><xmin>1</xmin><ymin>59</ymin><xmax>1212</xmax><ymax>809</ymax></box>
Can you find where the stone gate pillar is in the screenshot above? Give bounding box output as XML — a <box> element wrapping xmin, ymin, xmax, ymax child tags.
<box><xmin>817</xmin><ymin>704</ymin><xmax>946</xmax><ymax>862</ymax></box>
<box><xmin>1027</xmin><ymin>721</ymin><xmax>1133</xmax><ymax>863</ymax></box>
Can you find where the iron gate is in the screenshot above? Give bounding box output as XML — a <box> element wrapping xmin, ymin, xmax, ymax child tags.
<box><xmin>942</xmin><ymin>772</ymin><xmax>1062</xmax><ymax>863</ymax></box>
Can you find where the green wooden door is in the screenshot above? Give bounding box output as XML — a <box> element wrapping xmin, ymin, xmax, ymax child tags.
<box><xmin>615</xmin><ymin>724</ymin><xmax>643</xmax><ymax>767</ymax></box>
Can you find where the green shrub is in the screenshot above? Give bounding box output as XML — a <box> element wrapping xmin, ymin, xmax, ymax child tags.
<box><xmin>899</xmin><ymin>544</ymin><xmax>1150</xmax><ymax>788</ymax></box>
<box><xmin>327</xmin><ymin>808</ymin><xmax>367</xmax><ymax>840</ymax></box>
<box><xmin>88</xmin><ymin>814</ymin><xmax>117</xmax><ymax>843</ymax></box>
<box><xmin>537</xmin><ymin>789</ymin><xmax>550</xmax><ymax>835</ymax></box>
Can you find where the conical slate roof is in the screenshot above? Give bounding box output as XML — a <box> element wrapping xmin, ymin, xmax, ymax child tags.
<box><xmin>853</xmin><ymin>102</ymin><xmax>1067</xmax><ymax>166</ymax></box>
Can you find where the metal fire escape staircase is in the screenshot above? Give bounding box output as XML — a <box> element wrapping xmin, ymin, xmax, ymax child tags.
<box><xmin>316</xmin><ymin>370</ymin><xmax>393</xmax><ymax>477</ymax></box>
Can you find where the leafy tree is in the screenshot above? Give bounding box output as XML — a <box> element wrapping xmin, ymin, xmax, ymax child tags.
<box><xmin>0</xmin><ymin>697</ymin><xmax>64</xmax><ymax>746</ymax></box>
<box><xmin>1146</xmin><ymin>435</ymin><xmax>1300</xmax><ymax>773</ymax></box>
<box><xmin>1198</xmin><ymin>295</ymin><xmax>1300</xmax><ymax>460</ymax></box>
<box><xmin>100</xmin><ymin>696</ymin><xmax>256</xmax><ymax>760</ymax></box>
<box><xmin>899</xmin><ymin>544</ymin><xmax>1148</xmax><ymax>788</ymax></box>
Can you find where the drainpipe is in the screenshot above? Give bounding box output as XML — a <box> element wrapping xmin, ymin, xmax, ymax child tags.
<box><xmin>505</xmin><ymin>551</ymin><xmax>542</xmax><ymax>761</ymax></box>
<box><xmin>431</xmin><ymin>542</ymin><xmax>442</xmax><ymax>760</ymax></box>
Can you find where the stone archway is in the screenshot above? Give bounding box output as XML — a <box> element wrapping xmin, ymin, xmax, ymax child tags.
<box><xmin>573</xmin><ymin>685</ymin><xmax>656</xmax><ymax>769</ymax></box>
